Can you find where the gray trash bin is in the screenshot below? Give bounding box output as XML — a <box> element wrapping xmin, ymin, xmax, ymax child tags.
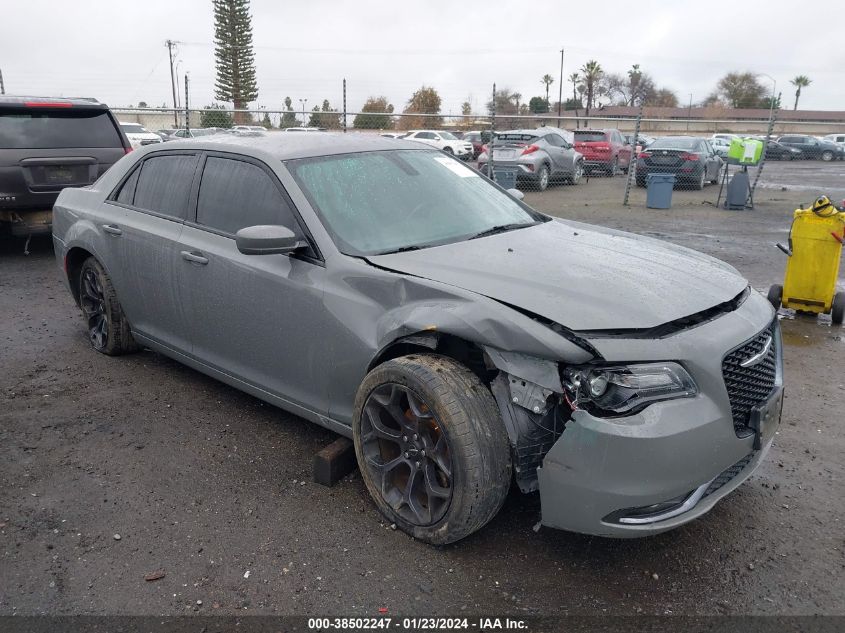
<box><xmin>646</xmin><ymin>173</ymin><xmax>675</xmax><ymax>209</ymax></box>
<box><xmin>492</xmin><ymin>166</ymin><xmax>518</xmax><ymax>190</ymax></box>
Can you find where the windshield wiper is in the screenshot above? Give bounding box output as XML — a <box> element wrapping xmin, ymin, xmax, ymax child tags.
<box><xmin>468</xmin><ymin>221</ymin><xmax>537</xmax><ymax>240</ymax></box>
<box><xmin>375</xmin><ymin>245</ymin><xmax>422</xmax><ymax>255</ymax></box>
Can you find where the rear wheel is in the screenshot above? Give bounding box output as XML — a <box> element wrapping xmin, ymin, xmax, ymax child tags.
<box><xmin>832</xmin><ymin>292</ymin><xmax>845</xmax><ymax>326</ymax></box>
<box><xmin>822</xmin><ymin>150</ymin><xmax>834</xmax><ymax>162</ymax></box>
<box><xmin>78</xmin><ymin>257</ymin><xmax>139</xmax><ymax>355</ymax></box>
<box><xmin>608</xmin><ymin>157</ymin><xmax>619</xmax><ymax>176</ymax></box>
<box><xmin>353</xmin><ymin>355</ymin><xmax>512</xmax><ymax>544</ymax></box>
<box><xmin>694</xmin><ymin>169</ymin><xmax>706</xmax><ymax>190</ymax></box>
<box><xmin>536</xmin><ymin>164</ymin><xmax>550</xmax><ymax>191</ymax></box>
<box><xmin>567</xmin><ymin>161</ymin><xmax>583</xmax><ymax>185</ymax></box>
<box><xmin>767</xmin><ymin>284</ymin><xmax>783</xmax><ymax>310</ymax></box>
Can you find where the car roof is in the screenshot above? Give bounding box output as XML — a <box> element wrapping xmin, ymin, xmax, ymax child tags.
<box><xmin>0</xmin><ymin>95</ymin><xmax>109</xmax><ymax>109</ymax></box>
<box><xmin>144</xmin><ymin>131</ymin><xmax>429</xmax><ymax>160</ymax></box>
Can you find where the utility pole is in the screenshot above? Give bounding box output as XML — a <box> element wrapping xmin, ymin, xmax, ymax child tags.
<box><xmin>0</xmin><ymin>68</ymin><xmax>5</xmax><ymax>95</ymax></box>
<box><xmin>184</xmin><ymin>73</ymin><xmax>190</xmax><ymax>131</ymax></box>
<box><xmin>342</xmin><ymin>79</ymin><xmax>347</xmax><ymax>133</ymax></box>
<box><xmin>557</xmin><ymin>48</ymin><xmax>564</xmax><ymax>122</ymax></box>
<box><xmin>299</xmin><ymin>98</ymin><xmax>308</xmax><ymax>127</ymax></box>
<box><xmin>165</xmin><ymin>40</ymin><xmax>179</xmax><ymax>127</ymax></box>
<box><xmin>686</xmin><ymin>93</ymin><xmax>693</xmax><ymax>132</ymax></box>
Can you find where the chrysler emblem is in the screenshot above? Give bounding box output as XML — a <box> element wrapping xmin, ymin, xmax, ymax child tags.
<box><xmin>740</xmin><ymin>335</ymin><xmax>773</xmax><ymax>368</ymax></box>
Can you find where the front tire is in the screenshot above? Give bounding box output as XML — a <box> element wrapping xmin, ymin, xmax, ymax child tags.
<box><xmin>767</xmin><ymin>284</ymin><xmax>783</xmax><ymax>310</ymax></box>
<box><xmin>353</xmin><ymin>355</ymin><xmax>512</xmax><ymax>545</ymax></box>
<box><xmin>821</xmin><ymin>150</ymin><xmax>834</xmax><ymax>162</ymax></box>
<box><xmin>443</xmin><ymin>146</ymin><xmax>454</xmax><ymax>155</ymax></box>
<box><xmin>567</xmin><ymin>161</ymin><xmax>583</xmax><ymax>185</ymax></box>
<box><xmin>78</xmin><ymin>257</ymin><xmax>139</xmax><ymax>355</ymax></box>
<box><xmin>536</xmin><ymin>164</ymin><xmax>550</xmax><ymax>191</ymax></box>
<box><xmin>832</xmin><ymin>292</ymin><xmax>845</xmax><ymax>326</ymax></box>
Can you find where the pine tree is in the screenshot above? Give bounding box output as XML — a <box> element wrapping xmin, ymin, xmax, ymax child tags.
<box><xmin>213</xmin><ymin>0</ymin><xmax>258</xmax><ymax>121</ymax></box>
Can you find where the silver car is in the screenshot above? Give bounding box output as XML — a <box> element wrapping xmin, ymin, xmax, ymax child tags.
<box><xmin>52</xmin><ymin>133</ymin><xmax>783</xmax><ymax>544</ymax></box>
<box><xmin>477</xmin><ymin>127</ymin><xmax>584</xmax><ymax>190</ymax></box>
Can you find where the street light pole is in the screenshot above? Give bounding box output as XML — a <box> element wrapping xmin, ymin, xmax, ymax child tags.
<box><xmin>557</xmin><ymin>47</ymin><xmax>564</xmax><ymax>121</ymax></box>
<box><xmin>686</xmin><ymin>93</ymin><xmax>692</xmax><ymax>132</ymax></box>
<box><xmin>299</xmin><ymin>98</ymin><xmax>308</xmax><ymax>127</ymax></box>
<box><xmin>758</xmin><ymin>73</ymin><xmax>777</xmax><ymax>118</ymax></box>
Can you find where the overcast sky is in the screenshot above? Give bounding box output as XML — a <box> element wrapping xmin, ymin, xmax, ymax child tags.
<box><xmin>4</xmin><ymin>0</ymin><xmax>845</xmax><ymax>117</ymax></box>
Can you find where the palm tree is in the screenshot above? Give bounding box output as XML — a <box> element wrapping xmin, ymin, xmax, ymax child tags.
<box><xmin>580</xmin><ymin>60</ymin><xmax>604</xmax><ymax>116</ymax></box>
<box><xmin>568</xmin><ymin>72</ymin><xmax>581</xmax><ymax>105</ymax></box>
<box><xmin>540</xmin><ymin>74</ymin><xmax>554</xmax><ymax>105</ymax></box>
<box><xmin>790</xmin><ymin>75</ymin><xmax>811</xmax><ymax>110</ymax></box>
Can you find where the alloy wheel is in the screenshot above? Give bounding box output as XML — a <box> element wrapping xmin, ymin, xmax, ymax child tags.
<box><xmin>360</xmin><ymin>383</ymin><xmax>453</xmax><ymax>526</ymax></box>
<box><xmin>80</xmin><ymin>268</ymin><xmax>108</xmax><ymax>350</ymax></box>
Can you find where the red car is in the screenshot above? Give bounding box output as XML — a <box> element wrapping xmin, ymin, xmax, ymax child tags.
<box><xmin>573</xmin><ymin>129</ymin><xmax>633</xmax><ymax>176</ymax></box>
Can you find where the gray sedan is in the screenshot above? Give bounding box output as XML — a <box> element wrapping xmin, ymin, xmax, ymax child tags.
<box><xmin>477</xmin><ymin>127</ymin><xmax>584</xmax><ymax>190</ymax></box>
<box><xmin>52</xmin><ymin>133</ymin><xmax>783</xmax><ymax>543</ymax></box>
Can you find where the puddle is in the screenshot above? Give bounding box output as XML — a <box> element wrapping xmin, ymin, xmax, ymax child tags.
<box><xmin>778</xmin><ymin>312</ymin><xmax>843</xmax><ymax>348</ymax></box>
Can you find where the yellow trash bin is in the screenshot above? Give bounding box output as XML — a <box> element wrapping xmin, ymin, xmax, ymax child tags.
<box><xmin>769</xmin><ymin>196</ymin><xmax>845</xmax><ymax>325</ymax></box>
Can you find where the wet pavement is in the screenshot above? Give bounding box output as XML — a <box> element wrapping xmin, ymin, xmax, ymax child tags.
<box><xmin>1</xmin><ymin>186</ymin><xmax>844</xmax><ymax>616</ymax></box>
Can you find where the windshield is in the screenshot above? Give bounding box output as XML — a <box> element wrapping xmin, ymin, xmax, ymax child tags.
<box><xmin>288</xmin><ymin>149</ymin><xmax>543</xmax><ymax>256</ymax></box>
<box><xmin>651</xmin><ymin>137</ymin><xmax>699</xmax><ymax>150</ymax></box>
<box><xmin>0</xmin><ymin>108</ymin><xmax>123</xmax><ymax>149</ymax></box>
<box><xmin>121</xmin><ymin>124</ymin><xmax>148</xmax><ymax>134</ymax></box>
<box><xmin>439</xmin><ymin>131</ymin><xmax>457</xmax><ymax>140</ymax></box>
<box><xmin>574</xmin><ymin>131</ymin><xmax>607</xmax><ymax>142</ymax></box>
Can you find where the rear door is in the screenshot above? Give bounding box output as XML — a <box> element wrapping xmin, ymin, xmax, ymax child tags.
<box><xmin>177</xmin><ymin>152</ymin><xmax>329</xmax><ymax>412</ymax></box>
<box><xmin>0</xmin><ymin>104</ymin><xmax>128</xmax><ymax>212</ymax></box>
<box><xmin>104</xmin><ymin>151</ymin><xmax>200</xmax><ymax>353</ymax></box>
<box><xmin>542</xmin><ymin>133</ymin><xmax>569</xmax><ymax>173</ymax></box>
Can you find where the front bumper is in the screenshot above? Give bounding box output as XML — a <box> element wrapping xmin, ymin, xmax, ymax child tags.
<box><xmin>536</xmin><ymin>290</ymin><xmax>782</xmax><ymax>537</ymax></box>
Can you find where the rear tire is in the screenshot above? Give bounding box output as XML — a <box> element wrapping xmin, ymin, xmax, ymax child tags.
<box><xmin>78</xmin><ymin>257</ymin><xmax>139</xmax><ymax>356</ymax></box>
<box><xmin>832</xmin><ymin>292</ymin><xmax>845</xmax><ymax>326</ymax></box>
<box><xmin>694</xmin><ymin>169</ymin><xmax>706</xmax><ymax>190</ymax></box>
<box><xmin>567</xmin><ymin>161</ymin><xmax>583</xmax><ymax>185</ymax></box>
<box><xmin>608</xmin><ymin>157</ymin><xmax>619</xmax><ymax>177</ymax></box>
<box><xmin>821</xmin><ymin>150</ymin><xmax>834</xmax><ymax>162</ymax></box>
<box><xmin>767</xmin><ymin>284</ymin><xmax>783</xmax><ymax>310</ymax></box>
<box><xmin>353</xmin><ymin>354</ymin><xmax>512</xmax><ymax>545</ymax></box>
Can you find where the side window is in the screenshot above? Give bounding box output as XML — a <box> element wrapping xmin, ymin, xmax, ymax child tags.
<box><xmin>133</xmin><ymin>154</ymin><xmax>198</xmax><ymax>219</ymax></box>
<box><xmin>114</xmin><ymin>165</ymin><xmax>141</xmax><ymax>205</ymax></box>
<box><xmin>417</xmin><ymin>132</ymin><xmax>435</xmax><ymax>140</ymax></box>
<box><xmin>544</xmin><ymin>134</ymin><xmax>563</xmax><ymax>147</ymax></box>
<box><xmin>196</xmin><ymin>157</ymin><xmax>297</xmax><ymax>236</ymax></box>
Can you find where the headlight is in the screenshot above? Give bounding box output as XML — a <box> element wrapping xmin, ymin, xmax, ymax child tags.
<box><xmin>562</xmin><ymin>362</ymin><xmax>697</xmax><ymax>416</ymax></box>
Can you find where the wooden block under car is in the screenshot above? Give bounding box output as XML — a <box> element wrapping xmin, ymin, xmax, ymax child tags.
<box><xmin>313</xmin><ymin>436</ymin><xmax>357</xmax><ymax>487</ymax></box>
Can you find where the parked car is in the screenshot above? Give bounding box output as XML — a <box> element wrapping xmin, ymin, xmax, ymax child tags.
<box><xmin>232</xmin><ymin>125</ymin><xmax>265</xmax><ymax>132</ymax></box>
<box><xmin>822</xmin><ymin>133</ymin><xmax>845</xmax><ymax>147</ymax></box>
<box><xmin>636</xmin><ymin>136</ymin><xmax>723</xmax><ymax>189</ymax></box>
<box><xmin>285</xmin><ymin>127</ymin><xmax>326</xmax><ymax>132</ymax></box>
<box><xmin>710</xmin><ymin>137</ymin><xmax>732</xmax><ymax>157</ymax></box>
<box><xmin>0</xmin><ymin>95</ymin><xmax>130</xmax><ymax>237</ymax></box>
<box><xmin>170</xmin><ymin>128</ymin><xmax>223</xmax><ymax>139</ymax></box>
<box><xmin>625</xmin><ymin>133</ymin><xmax>654</xmax><ymax>154</ymax></box>
<box><xmin>763</xmin><ymin>140</ymin><xmax>802</xmax><ymax>161</ymax></box>
<box><xmin>156</xmin><ymin>128</ymin><xmax>177</xmax><ymax>141</ymax></box>
<box><xmin>402</xmin><ymin>130</ymin><xmax>473</xmax><ymax>159</ymax></box>
<box><xmin>119</xmin><ymin>122</ymin><xmax>163</xmax><ymax>150</ymax></box>
<box><xmin>777</xmin><ymin>135</ymin><xmax>844</xmax><ymax>161</ymax></box>
<box><xmin>573</xmin><ymin>128</ymin><xmax>633</xmax><ymax>175</ymax></box>
<box><xmin>477</xmin><ymin>127</ymin><xmax>583</xmax><ymax>190</ymax></box>
<box><xmin>462</xmin><ymin>131</ymin><xmax>486</xmax><ymax>159</ymax></box>
<box><xmin>710</xmin><ymin>133</ymin><xmax>739</xmax><ymax>145</ymax></box>
<box><xmin>379</xmin><ymin>132</ymin><xmax>404</xmax><ymax>139</ymax></box>
<box><xmin>52</xmin><ymin>132</ymin><xmax>783</xmax><ymax>544</ymax></box>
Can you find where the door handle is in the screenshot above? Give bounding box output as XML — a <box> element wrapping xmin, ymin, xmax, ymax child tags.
<box><xmin>181</xmin><ymin>250</ymin><xmax>209</xmax><ymax>265</ymax></box>
<box><xmin>102</xmin><ymin>224</ymin><xmax>122</xmax><ymax>236</ymax></box>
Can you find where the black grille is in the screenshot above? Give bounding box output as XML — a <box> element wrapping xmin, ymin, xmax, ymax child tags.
<box><xmin>703</xmin><ymin>451</ymin><xmax>756</xmax><ymax>498</ymax></box>
<box><xmin>722</xmin><ymin>324</ymin><xmax>777</xmax><ymax>435</ymax></box>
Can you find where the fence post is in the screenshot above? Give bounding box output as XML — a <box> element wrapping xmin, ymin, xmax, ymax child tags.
<box><xmin>343</xmin><ymin>78</ymin><xmax>347</xmax><ymax>133</ymax></box>
<box><xmin>184</xmin><ymin>74</ymin><xmax>189</xmax><ymax>131</ymax></box>
<box><xmin>750</xmin><ymin>96</ymin><xmax>779</xmax><ymax>205</ymax></box>
<box><xmin>623</xmin><ymin>102</ymin><xmax>644</xmax><ymax>206</ymax></box>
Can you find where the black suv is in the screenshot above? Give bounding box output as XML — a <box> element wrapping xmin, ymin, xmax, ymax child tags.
<box><xmin>0</xmin><ymin>96</ymin><xmax>130</xmax><ymax>237</ymax></box>
<box><xmin>776</xmin><ymin>135</ymin><xmax>844</xmax><ymax>161</ymax></box>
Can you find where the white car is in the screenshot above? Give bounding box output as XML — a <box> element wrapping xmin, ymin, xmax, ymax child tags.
<box><xmin>285</xmin><ymin>127</ymin><xmax>326</xmax><ymax>132</ymax></box>
<box><xmin>403</xmin><ymin>130</ymin><xmax>473</xmax><ymax>159</ymax></box>
<box><xmin>232</xmin><ymin>125</ymin><xmax>265</xmax><ymax>132</ymax></box>
<box><xmin>119</xmin><ymin>122</ymin><xmax>163</xmax><ymax>149</ymax></box>
<box><xmin>710</xmin><ymin>133</ymin><xmax>739</xmax><ymax>145</ymax></box>
<box><xmin>823</xmin><ymin>133</ymin><xmax>845</xmax><ymax>147</ymax></box>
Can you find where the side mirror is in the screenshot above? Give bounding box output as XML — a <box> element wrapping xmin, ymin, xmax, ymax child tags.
<box><xmin>236</xmin><ymin>225</ymin><xmax>305</xmax><ymax>255</ymax></box>
<box><xmin>507</xmin><ymin>188</ymin><xmax>525</xmax><ymax>201</ymax></box>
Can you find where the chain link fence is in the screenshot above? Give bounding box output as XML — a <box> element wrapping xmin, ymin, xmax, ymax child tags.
<box><xmin>113</xmin><ymin>104</ymin><xmax>845</xmax><ymax>204</ymax></box>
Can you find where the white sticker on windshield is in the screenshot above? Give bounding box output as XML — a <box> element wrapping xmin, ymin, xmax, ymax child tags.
<box><xmin>432</xmin><ymin>155</ymin><xmax>479</xmax><ymax>177</ymax></box>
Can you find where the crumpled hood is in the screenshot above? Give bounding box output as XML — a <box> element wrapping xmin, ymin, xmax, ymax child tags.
<box><xmin>365</xmin><ymin>218</ymin><xmax>748</xmax><ymax>331</ymax></box>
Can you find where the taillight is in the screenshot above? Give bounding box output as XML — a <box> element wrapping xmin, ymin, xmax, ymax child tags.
<box><xmin>481</xmin><ymin>144</ymin><xmax>488</xmax><ymax>153</ymax></box>
<box><xmin>124</xmin><ymin>146</ymin><xmax>133</xmax><ymax>154</ymax></box>
<box><xmin>680</xmin><ymin>152</ymin><xmax>699</xmax><ymax>161</ymax></box>
<box><xmin>25</xmin><ymin>101</ymin><xmax>72</xmax><ymax>108</ymax></box>
<box><xmin>639</xmin><ymin>151</ymin><xmax>651</xmax><ymax>158</ymax></box>
<box><xmin>521</xmin><ymin>144</ymin><xmax>540</xmax><ymax>155</ymax></box>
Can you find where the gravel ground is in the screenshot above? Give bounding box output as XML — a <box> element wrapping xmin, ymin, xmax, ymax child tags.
<box><xmin>1</xmin><ymin>171</ymin><xmax>844</xmax><ymax>617</ymax></box>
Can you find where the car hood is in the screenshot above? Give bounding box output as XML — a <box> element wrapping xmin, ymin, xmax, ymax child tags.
<box><xmin>365</xmin><ymin>219</ymin><xmax>748</xmax><ymax>331</ymax></box>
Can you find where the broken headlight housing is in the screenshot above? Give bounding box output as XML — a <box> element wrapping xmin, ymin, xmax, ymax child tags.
<box><xmin>562</xmin><ymin>362</ymin><xmax>697</xmax><ymax>416</ymax></box>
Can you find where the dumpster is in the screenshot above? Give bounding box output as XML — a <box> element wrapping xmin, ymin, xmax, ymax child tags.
<box><xmin>768</xmin><ymin>196</ymin><xmax>845</xmax><ymax>325</ymax></box>
<box><xmin>646</xmin><ymin>173</ymin><xmax>675</xmax><ymax>209</ymax></box>
<box><xmin>492</xmin><ymin>166</ymin><xmax>518</xmax><ymax>190</ymax></box>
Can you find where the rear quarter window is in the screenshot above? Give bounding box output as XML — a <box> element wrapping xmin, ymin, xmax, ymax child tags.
<box><xmin>0</xmin><ymin>108</ymin><xmax>123</xmax><ymax>149</ymax></box>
